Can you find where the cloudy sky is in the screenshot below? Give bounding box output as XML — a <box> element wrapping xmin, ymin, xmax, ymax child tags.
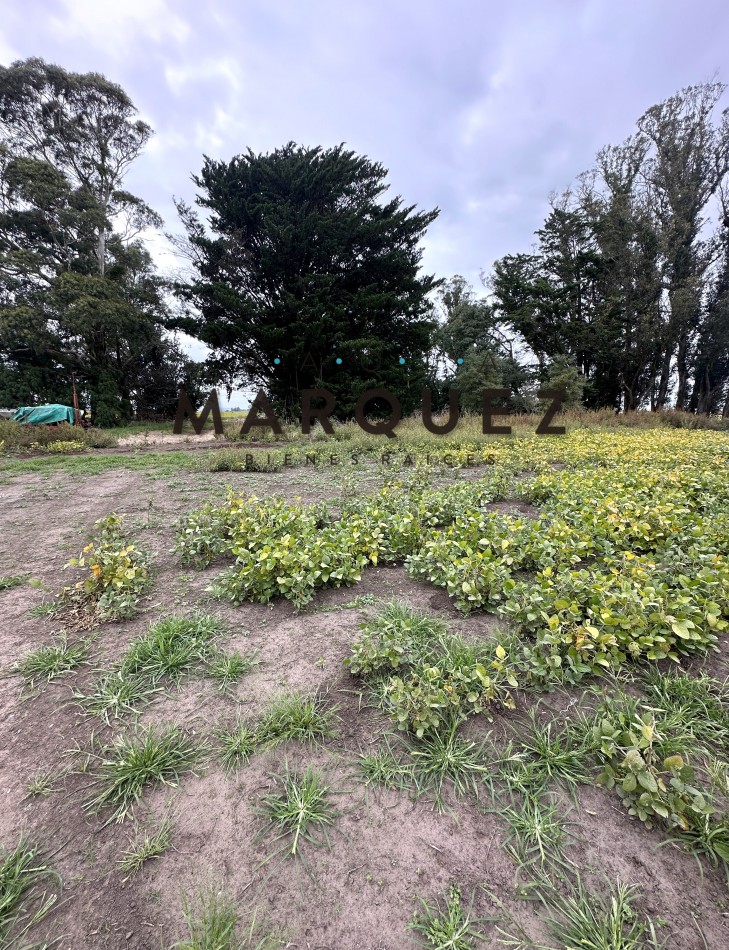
<box><xmin>2</xmin><ymin>0</ymin><xmax>727</xmax><ymax>403</ymax></box>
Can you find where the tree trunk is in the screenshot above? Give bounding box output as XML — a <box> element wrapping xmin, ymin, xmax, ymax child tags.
<box><xmin>674</xmin><ymin>331</ymin><xmax>690</xmax><ymax>409</ymax></box>
<box><xmin>656</xmin><ymin>347</ymin><xmax>672</xmax><ymax>409</ymax></box>
<box><xmin>97</xmin><ymin>228</ymin><xmax>106</xmax><ymax>277</ymax></box>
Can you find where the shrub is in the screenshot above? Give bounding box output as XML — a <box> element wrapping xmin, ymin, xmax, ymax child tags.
<box><xmin>61</xmin><ymin>513</ymin><xmax>151</xmax><ymax>622</ymax></box>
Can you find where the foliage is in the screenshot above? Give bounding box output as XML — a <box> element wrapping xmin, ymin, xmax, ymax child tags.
<box><xmin>489</xmin><ymin>81</ymin><xmax>729</xmax><ymax>415</ymax></box>
<box><xmin>591</xmin><ymin>706</ymin><xmax>715</xmax><ymax>831</ymax></box>
<box><xmin>172</xmin><ymin>141</ymin><xmax>439</xmax><ymax>416</ymax></box>
<box><xmin>0</xmin><ymin>58</ymin><xmax>203</xmax><ymax>422</ymax></box>
<box><xmin>61</xmin><ymin>513</ymin><xmax>150</xmax><ymax>622</ymax></box>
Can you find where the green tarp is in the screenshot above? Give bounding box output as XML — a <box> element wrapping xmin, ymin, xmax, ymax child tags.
<box><xmin>13</xmin><ymin>404</ymin><xmax>77</xmax><ymax>425</ymax></box>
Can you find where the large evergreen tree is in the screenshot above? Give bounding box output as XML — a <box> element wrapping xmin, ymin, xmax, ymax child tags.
<box><xmin>173</xmin><ymin>142</ymin><xmax>440</xmax><ymax>416</ymax></box>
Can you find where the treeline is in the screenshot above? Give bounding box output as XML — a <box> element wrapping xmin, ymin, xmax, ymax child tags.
<box><xmin>1</xmin><ymin>57</ymin><xmax>728</xmax><ymax>423</ymax></box>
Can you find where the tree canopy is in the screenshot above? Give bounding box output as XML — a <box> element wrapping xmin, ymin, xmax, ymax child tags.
<box><xmin>173</xmin><ymin>142</ymin><xmax>440</xmax><ymax>416</ymax></box>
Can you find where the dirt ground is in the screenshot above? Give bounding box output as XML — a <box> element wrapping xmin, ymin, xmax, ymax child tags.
<box><xmin>1</xmin><ymin>459</ymin><xmax>728</xmax><ymax>949</ymax></box>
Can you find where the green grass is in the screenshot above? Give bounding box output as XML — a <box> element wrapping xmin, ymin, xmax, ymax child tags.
<box><xmin>14</xmin><ymin>634</ymin><xmax>89</xmax><ymax>685</ymax></box>
<box><xmin>24</xmin><ymin>770</ymin><xmax>59</xmax><ymax>799</ymax></box>
<box><xmin>206</xmin><ymin>650</ymin><xmax>260</xmax><ymax>691</ymax></box>
<box><xmin>406</xmin><ymin>722</ymin><xmax>491</xmax><ymax>808</ymax></box>
<box><xmin>663</xmin><ymin>813</ymin><xmax>729</xmax><ymax>888</ymax></box>
<box><xmin>84</xmin><ymin>725</ymin><xmax>201</xmax><ymax>823</ymax></box>
<box><xmin>255</xmin><ymin>691</ymin><xmax>338</xmax><ymax>748</ymax></box>
<box><xmin>76</xmin><ymin>671</ymin><xmax>162</xmax><ymax>723</ymax></box>
<box><xmin>498</xmin><ymin>791</ymin><xmax>572</xmax><ymax>868</ymax></box>
<box><xmin>497</xmin><ymin>871</ymin><xmax>661</xmax><ymax>949</ymax></box>
<box><xmin>0</xmin><ymin>574</ymin><xmax>27</xmax><ymax>592</ymax></box>
<box><xmin>171</xmin><ymin>883</ymin><xmax>285</xmax><ymax>950</ymax></box>
<box><xmin>511</xmin><ymin>710</ymin><xmax>590</xmax><ymax>792</ymax></box>
<box><xmin>118</xmin><ymin>814</ymin><xmax>173</xmax><ymax>879</ymax></box>
<box><xmin>218</xmin><ymin>720</ymin><xmax>260</xmax><ymax>772</ymax></box>
<box><xmin>410</xmin><ymin>884</ymin><xmax>488</xmax><ymax>950</ymax></box>
<box><xmin>641</xmin><ymin>668</ymin><xmax>729</xmax><ymax>751</ymax></box>
<box><xmin>255</xmin><ymin>764</ymin><xmax>338</xmax><ymax>859</ymax></box>
<box><xmin>0</xmin><ymin>450</ymin><xmax>205</xmax><ymax>478</ymax></box>
<box><xmin>0</xmin><ymin>837</ymin><xmax>61</xmax><ymax>945</ymax></box>
<box><xmin>356</xmin><ymin>738</ymin><xmax>415</xmax><ymax>791</ymax></box>
<box><xmin>121</xmin><ymin>613</ymin><xmax>224</xmax><ymax>684</ymax></box>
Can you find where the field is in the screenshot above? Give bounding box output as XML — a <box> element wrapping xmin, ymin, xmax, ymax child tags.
<box><xmin>1</xmin><ymin>420</ymin><xmax>728</xmax><ymax>949</ymax></box>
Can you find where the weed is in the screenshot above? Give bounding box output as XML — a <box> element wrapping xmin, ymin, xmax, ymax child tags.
<box><xmin>14</xmin><ymin>634</ymin><xmax>89</xmax><ymax>685</ymax></box>
<box><xmin>406</xmin><ymin>721</ymin><xmax>491</xmax><ymax>807</ymax></box>
<box><xmin>515</xmin><ymin>710</ymin><xmax>590</xmax><ymax>790</ymax></box>
<box><xmin>85</xmin><ymin>725</ymin><xmax>201</xmax><ymax>823</ymax></box>
<box><xmin>122</xmin><ymin>613</ymin><xmax>224</xmax><ymax>684</ymax></box>
<box><xmin>356</xmin><ymin>739</ymin><xmax>414</xmax><ymax>791</ymax></box>
<box><xmin>28</xmin><ymin>602</ymin><xmax>58</xmax><ymax>619</ymax></box>
<box><xmin>0</xmin><ymin>574</ymin><xmax>26</xmax><ymax>592</ymax></box>
<box><xmin>410</xmin><ymin>884</ymin><xmax>488</xmax><ymax>950</ymax></box>
<box><xmin>24</xmin><ymin>770</ymin><xmax>59</xmax><ymax>799</ymax></box>
<box><xmin>256</xmin><ymin>691</ymin><xmax>338</xmax><ymax>748</ymax></box>
<box><xmin>498</xmin><ymin>792</ymin><xmax>572</xmax><ymax>867</ymax></box>
<box><xmin>171</xmin><ymin>883</ymin><xmax>285</xmax><ymax>949</ymax></box>
<box><xmin>255</xmin><ymin>764</ymin><xmax>338</xmax><ymax>859</ymax></box>
<box><xmin>497</xmin><ymin>870</ymin><xmax>661</xmax><ymax>949</ymax></box>
<box><xmin>219</xmin><ymin>720</ymin><xmax>259</xmax><ymax>772</ymax></box>
<box><xmin>118</xmin><ymin>814</ymin><xmax>173</xmax><ymax>880</ymax></box>
<box><xmin>207</xmin><ymin>650</ymin><xmax>260</xmax><ymax>691</ymax></box>
<box><xmin>76</xmin><ymin>671</ymin><xmax>161</xmax><ymax>723</ymax></box>
<box><xmin>0</xmin><ymin>837</ymin><xmax>62</xmax><ymax>945</ymax></box>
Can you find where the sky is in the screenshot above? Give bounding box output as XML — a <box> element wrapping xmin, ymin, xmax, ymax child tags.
<box><xmin>2</xmin><ymin>0</ymin><xmax>728</xmax><ymax>406</ymax></box>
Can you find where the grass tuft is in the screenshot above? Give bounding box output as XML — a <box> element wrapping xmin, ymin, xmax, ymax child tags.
<box><xmin>256</xmin><ymin>691</ymin><xmax>338</xmax><ymax>748</ymax></box>
<box><xmin>118</xmin><ymin>814</ymin><xmax>173</xmax><ymax>879</ymax></box>
<box><xmin>0</xmin><ymin>574</ymin><xmax>27</xmax><ymax>592</ymax></box>
<box><xmin>206</xmin><ymin>650</ymin><xmax>260</xmax><ymax>691</ymax></box>
<box><xmin>171</xmin><ymin>883</ymin><xmax>285</xmax><ymax>949</ymax></box>
<box><xmin>255</xmin><ymin>764</ymin><xmax>338</xmax><ymax>859</ymax></box>
<box><xmin>85</xmin><ymin>725</ymin><xmax>201</xmax><ymax>823</ymax></box>
<box><xmin>0</xmin><ymin>837</ymin><xmax>61</xmax><ymax>944</ymax></box>
<box><xmin>76</xmin><ymin>671</ymin><xmax>161</xmax><ymax>723</ymax></box>
<box><xmin>14</xmin><ymin>634</ymin><xmax>89</xmax><ymax>685</ymax></box>
<box><xmin>497</xmin><ymin>871</ymin><xmax>661</xmax><ymax>949</ymax></box>
<box><xmin>121</xmin><ymin>612</ymin><xmax>224</xmax><ymax>684</ymax></box>
<box><xmin>218</xmin><ymin>719</ymin><xmax>260</xmax><ymax>772</ymax></box>
<box><xmin>406</xmin><ymin>722</ymin><xmax>490</xmax><ymax>808</ymax></box>
<box><xmin>513</xmin><ymin>710</ymin><xmax>590</xmax><ymax>791</ymax></box>
<box><xmin>356</xmin><ymin>738</ymin><xmax>415</xmax><ymax>791</ymax></box>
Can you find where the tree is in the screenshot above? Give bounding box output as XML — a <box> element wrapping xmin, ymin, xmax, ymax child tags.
<box><xmin>173</xmin><ymin>142</ymin><xmax>440</xmax><ymax>416</ymax></box>
<box><xmin>433</xmin><ymin>275</ymin><xmax>531</xmax><ymax>412</ymax></box>
<box><xmin>637</xmin><ymin>81</ymin><xmax>729</xmax><ymax>409</ymax></box>
<box><xmin>488</xmin><ymin>80</ymin><xmax>729</xmax><ymax>414</ymax></box>
<box><xmin>0</xmin><ymin>58</ymin><xmax>195</xmax><ymax>422</ymax></box>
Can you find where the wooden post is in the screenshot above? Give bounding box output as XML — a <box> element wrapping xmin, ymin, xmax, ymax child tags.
<box><xmin>71</xmin><ymin>372</ymin><xmax>81</xmax><ymax>427</ymax></box>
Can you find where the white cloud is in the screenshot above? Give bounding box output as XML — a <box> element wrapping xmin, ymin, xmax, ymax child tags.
<box><xmin>164</xmin><ymin>58</ymin><xmax>243</xmax><ymax>97</ymax></box>
<box><xmin>0</xmin><ymin>31</ymin><xmax>20</xmax><ymax>65</ymax></box>
<box><xmin>49</xmin><ymin>0</ymin><xmax>190</xmax><ymax>57</ymax></box>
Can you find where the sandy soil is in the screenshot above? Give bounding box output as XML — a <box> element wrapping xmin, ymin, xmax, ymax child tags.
<box><xmin>1</xmin><ymin>465</ymin><xmax>728</xmax><ymax>949</ymax></box>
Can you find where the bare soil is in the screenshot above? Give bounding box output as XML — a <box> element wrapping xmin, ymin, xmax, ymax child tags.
<box><xmin>1</xmin><ymin>466</ymin><xmax>728</xmax><ymax>949</ymax></box>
